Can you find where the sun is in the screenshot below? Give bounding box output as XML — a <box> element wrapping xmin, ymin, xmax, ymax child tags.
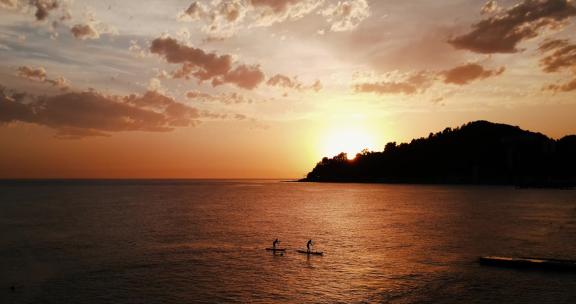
<box><xmin>322</xmin><ymin>126</ymin><xmax>376</xmax><ymax>159</ymax></box>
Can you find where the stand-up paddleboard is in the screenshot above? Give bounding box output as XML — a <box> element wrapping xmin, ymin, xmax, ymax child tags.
<box><xmin>297</xmin><ymin>250</ymin><xmax>323</xmax><ymax>256</ymax></box>
<box><xmin>265</xmin><ymin>248</ymin><xmax>287</xmax><ymax>251</ymax></box>
<box><xmin>479</xmin><ymin>256</ymin><xmax>576</xmax><ymax>271</ymax></box>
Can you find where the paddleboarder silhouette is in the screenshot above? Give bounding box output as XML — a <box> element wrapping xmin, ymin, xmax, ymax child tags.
<box><xmin>272</xmin><ymin>238</ymin><xmax>280</xmax><ymax>249</ymax></box>
<box><xmin>306</xmin><ymin>239</ymin><xmax>313</xmax><ymax>252</ymax></box>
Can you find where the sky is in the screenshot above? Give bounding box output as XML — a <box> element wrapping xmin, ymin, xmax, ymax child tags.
<box><xmin>1</xmin><ymin>0</ymin><xmax>576</xmax><ymax>178</ymax></box>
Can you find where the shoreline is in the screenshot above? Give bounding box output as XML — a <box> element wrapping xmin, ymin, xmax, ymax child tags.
<box><xmin>296</xmin><ymin>178</ymin><xmax>575</xmax><ymax>189</ymax></box>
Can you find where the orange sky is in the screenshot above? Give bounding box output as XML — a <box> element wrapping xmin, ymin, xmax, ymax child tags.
<box><xmin>1</xmin><ymin>0</ymin><xmax>576</xmax><ymax>178</ymax></box>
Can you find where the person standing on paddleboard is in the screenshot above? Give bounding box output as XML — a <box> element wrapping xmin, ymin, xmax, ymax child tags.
<box><xmin>272</xmin><ymin>238</ymin><xmax>280</xmax><ymax>249</ymax></box>
<box><xmin>306</xmin><ymin>239</ymin><xmax>313</xmax><ymax>252</ymax></box>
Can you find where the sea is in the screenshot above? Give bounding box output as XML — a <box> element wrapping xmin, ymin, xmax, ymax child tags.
<box><xmin>1</xmin><ymin>180</ymin><xmax>576</xmax><ymax>304</ymax></box>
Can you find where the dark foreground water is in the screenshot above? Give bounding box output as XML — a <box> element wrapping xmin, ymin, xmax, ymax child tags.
<box><xmin>1</xmin><ymin>180</ymin><xmax>576</xmax><ymax>303</ymax></box>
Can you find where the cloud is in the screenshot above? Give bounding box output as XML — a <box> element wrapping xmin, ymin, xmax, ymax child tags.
<box><xmin>16</xmin><ymin>65</ymin><xmax>46</xmax><ymax>81</ymax></box>
<box><xmin>544</xmin><ymin>78</ymin><xmax>576</xmax><ymax>92</ymax></box>
<box><xmin>480</xmin><ymin>0</ymin><xmax>500</xmax><ymax>15</ymax></box>
<box><xmin>129</xmin><ymin>40</ymin><xmax>148</xmax><ymax>58</ymax></box>
<box><xmin>354</xmin><ymin>63</ymin><xmax>504</xmax><ymax>95</ymax></box>
<box><xmin>354</xmin><ymin>72</ymin><xmax>434</xmax><ymax>95</ymax></box>
<box><xmin>321</xmin><ymin>0</ymin><xmax>370</xmax><ymax>32</ymax></box>
<box><xmin>441</xmin><ymin>63</ymin><xmax>505</xmax><ymax>85</ymax></box>
<box><xmin>213</xmin><ymin>1</ymin><xmax>245</xmax><ymax>23</ymax></box>
<box><xmin>0</xmin><ymin>86</ymin><xmax>202</xmax><ymax>138</ymax></box>
<box><xmin>0</xmin><ymin>86</ymin><xmax>33</xmax><ymax>123</ymax></box>
<box><xmin>186</xmin><ymin>90</ymin><xmax>214</xmax><ymax>100</ymax></box>
<box><xmin>249</xmin><ymin>0</ymin><xmax>370</xmax><ymax>30</ymax></box>
<box><xmin>150</xmin><ymin>37</ymin><xmax>232</xmax><ymax>79</ymax></box>
<box><xmin>70</xmin><ymin>23</ymin><xmax>99</xmax><ymax>40</ymax></box>
<box><xmin>16</xmin><ymin>65</ymin><xmax>70</xmax><ymax>90</ymax></box>
<box><xmin>0</xmin><ymin>0</ymin><xmax>74</xmax><ymax>27</ymax></box>
<box><xmin>147</xmin><ymin>77</ymin><xmax>165</xmax><ymax>93</ymax></box>
<box><xmin>204</xmin><ymin>0</ymin><xmax>248</xmax><ymax>40</ymax></box>
<box><xmin>0</xmin><ymin>0</ymin><xmax>18</xmax><ymax>9</ymax></box>
<box><xmin>267</xmin><ymin>74</ymin><xmax>322</xmax><ymax>91</ymax></box>
<box><xmin>213</xmin><ymin>64</ymin><xmax>265</xmax><ymax>90</ymax></box>
<box><xmin>199</xmin><ymin>109</ymin><xmax>266</xmax><ymax>129</ymax></box>
<box><xmin>177</xmin><ymin>0</ymin><xmax>366</xmax><ymax>40</ymax></box>
<box><xmin>45</xmin><ymin>76</ymin><xmax>70</xmax><ymax>90</ymax></box>
<box><xmin>267</xmin><ymin>74</ymin><xmax>297</xmax><ymax>88</ymax></box>
<box><xmin>200</xmin><ymin>110</ymin><xmax>264</xmax><ymax>129</ymax></box>
<box><xmin>538</xmin><ymin>38</ymin><xmax>576</xmax><ymax>91</ymax></box>
<box><xmin>266</xmin><ymin>74</ymin><xmax>303</xmax><ymax>90</ymax></box>
<box><xmin>178</xmin><ymin>1</ymin><xmax>207</xmax><ymax>21</ymax></box>
<box><xmin>449</xmin><ymin>0</ymin><xmax>576</xmax><ymax>54</ymax></box>
<box><xmin>69</xmin><ymin>13</ymin><xmax>118</xmax><ymax>40</ymax></box>
<box><xmin>310</xmin><ymin>79</ymin><xmax>322</xmax><ymax>92</ymax></box>
<box><xmin>2</xmin><ymin>1</ymin><xmax>116</xmax><ymax>41</ymax></box>
<box><xmin>150</xmin><ymin>37</ymin><xmax>265</xmax><ymax>89</ymax></box>
<box><xmin>30</xmin><ymin>0</ymin><xmax>60</xmax><ymax>21</ymax></box>
<box><xmin>538</xmin><ymin>38</ymin><xmax>576</xmax><ymax>72</ymax></box>
<box><xmin>249</xmin><ymin>0</ymin><xmax>302</xmax><ymax>13</ymax></box>
<box><xmin>249</xmin><ymin>0</ymin><xmax>321</xmax><ymax>25</ymax></box>
<box><xmin>186</xmin><ymin>90</ymin><xmax>254</xmax><ymax>104</ymax></box>
<box><xmin>178</xmin><ymin>0</ymin><xmax>249</xmax><ymax>40</ymax></box>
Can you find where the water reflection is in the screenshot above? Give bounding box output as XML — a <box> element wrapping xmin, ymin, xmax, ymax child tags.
<box><xmin>1</xmin><ymin>181</ymin><xmax>576</xmax><ymax>303</ymax></box>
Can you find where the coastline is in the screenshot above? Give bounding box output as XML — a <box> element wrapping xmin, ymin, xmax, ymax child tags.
<box><xmin>296</xmin><ymin>178</ymin><xmax>575</xmax><ymax>189</ymax></box>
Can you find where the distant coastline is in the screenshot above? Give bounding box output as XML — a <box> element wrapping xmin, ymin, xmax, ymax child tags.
<box><xmin>300</xmin><ymin>121</ymin><xmax>576</xmax><ymax>188</ymax></box>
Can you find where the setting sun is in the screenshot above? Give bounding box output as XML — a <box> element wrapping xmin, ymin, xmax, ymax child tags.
<box><xmin>322</xmin><ymin>126</ymin><xmax>377</xmax><ymax>159</ymax></box>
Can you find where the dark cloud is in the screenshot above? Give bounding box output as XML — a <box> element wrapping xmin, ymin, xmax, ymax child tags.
<box><xmin>70</xmin><ymin>23</ymin><xmax>99</xmax><ymax>40</ymax></box>
<box><xmin>0</xmin><ymin>87</ymin><xmax>34</xmax><ymax>123</ymax></box>
<box><xmin>355</xmin><ymin>63</ymin><xmax>504</xmax><ymax>96</ymax></box>
<box><xmin>30</xmin><ymin>0</ymin><xmax>60</xmax><ymax>21</ymax></box>
<box><xmin>544</xmin><ymin>78</ymin><xmax>576</xmax><ymax>92</ymax></box>
<box><xmin>441</xmin><ymin>63</ymin><xmax>505</xmax><ymax>85</ymax></box>
<box><xmin>449</xmin><ymin>0</ymin><xmax>576</xmax><ymax>54</ymax></box>
<box><xmin>213</xmin><ymin>64</ymin><xmax>265</xmax><ymax>90</ymax></box>
<box><xmin>150</xmin><ymin>37</ymin><xmax>265</xmax><ymax>89</ymax></box>
<box><xmin>538</xmin><ymin>38</ymin><xmax>576</xmax><ymax>72</ymax></box>
<box><xmin>354</xmin><ymin>72</ymin><xmax>433</xmax><ymax>95</ymax></box>
<box><xmin>150</xmin><ymin>37</ymin><xmax>232</xmax><ymax>80</ymax></box>
<box><xmin>538</xmin><ymin>38</ymin><xmax>576</xmax><ymax>91</ymax></box>
<box><xmin>0</xmin><ymin>86</ymin><xmax>201</xmax><ymax>137</ymax></box>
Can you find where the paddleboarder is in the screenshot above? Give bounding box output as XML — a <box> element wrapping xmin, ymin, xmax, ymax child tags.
<box><xmin>306</xmin><ymin>239</ymin><xmax>313</xmax><ymax>253</ymax></box>
<box><xmin>272</xmin><ymin>238</ymin><xmax>280</xmax><ymax>249</ymax></box>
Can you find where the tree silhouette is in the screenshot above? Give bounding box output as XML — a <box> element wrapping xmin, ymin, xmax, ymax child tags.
<box><xmin>302</xmin><ymin>121</ymin><xmax>576</xmax><ymax>187</ymax></box>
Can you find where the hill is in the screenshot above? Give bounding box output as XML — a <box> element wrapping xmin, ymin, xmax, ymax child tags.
<box><xmin>301</xmin><ymin>121</ymin><xmax>576</xmax><ymax>186</ymax></box>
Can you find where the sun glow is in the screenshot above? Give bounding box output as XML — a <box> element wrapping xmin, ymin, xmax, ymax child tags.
<box><xmin>322</xmin><ymin>126</ymin><xmax>377</xmax><ymax>159</ymax></box>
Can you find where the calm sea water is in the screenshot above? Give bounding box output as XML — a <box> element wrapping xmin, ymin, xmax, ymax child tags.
<box><xmin>1</xmin><ymin>180</ymin><xmax>576</xmax><ymax>303</ymax></box>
